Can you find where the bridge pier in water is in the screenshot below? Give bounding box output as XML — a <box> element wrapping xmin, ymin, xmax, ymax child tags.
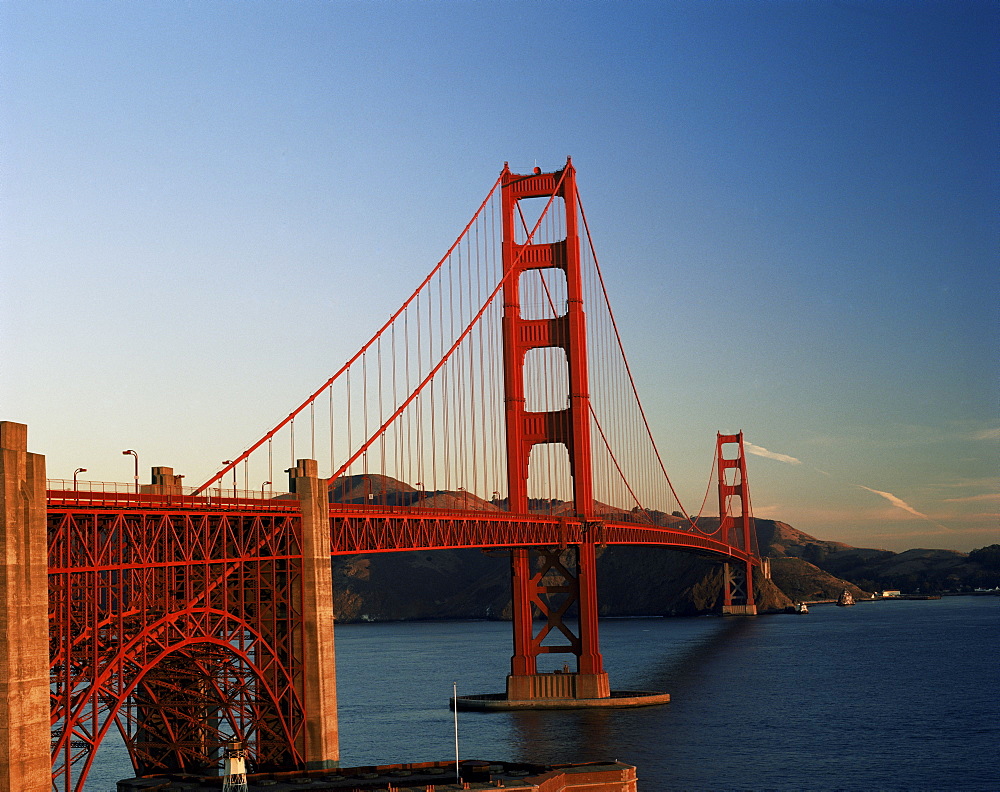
<box><xmin>507</xmin><ymin>542</ymin><xmax>610</xmax><ymax>702</ymax></box>
<box><xmin>722</xmin><ymin>562</ymin><xmax>757</xmax><ymax>616</ymax></box>
<box><xmin>0</xmin><ymin>422</ymin><xmax>51</xmax><ymax>792</ymax></box>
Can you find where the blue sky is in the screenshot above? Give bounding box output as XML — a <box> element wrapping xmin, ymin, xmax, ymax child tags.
<box><xmin>2</xmin><ymin>0</ymin><xmax>997</xmax><ymax>552</ymax></box>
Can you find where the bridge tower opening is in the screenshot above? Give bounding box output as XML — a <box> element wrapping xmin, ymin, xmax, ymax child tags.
<box><xmin>500</xmin><ymin>160</ymin><xmax>609</xmax><ymax>700</ymax></box>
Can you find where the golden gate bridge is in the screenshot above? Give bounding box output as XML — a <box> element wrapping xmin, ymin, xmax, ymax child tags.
<box><xmin>0</xmin><ymin>160</ymin><xmax>761</xmax><ymax>792</ymax></box>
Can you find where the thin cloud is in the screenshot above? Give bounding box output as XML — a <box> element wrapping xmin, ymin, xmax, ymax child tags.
<box><xmin>973</xmin><ymin>428</ymin><xmax>1000</xmax><ymax>441</ymax></box>
<box><xmin>744</xmin><ymin>443</ymin><xmax>802</xmax><ymax>465</ymax></box>
<box><xmin>856</xmin><ymin>485</ymin><xmax>955</xmax><ymax>532</ymax></box>
<box><xmin>857</xmin><ymin>485</ymin><xmax>928</xmax><ymax>518</ymax></box>
<box><xmin>869</xmin><ymin>525</ymin><xmax>998</xmax><ymax>540</ymax></box>
<box><xmin>942</xmin><ymin>493</ymin><xmax>1000</xmax><ymax>503</ymax></box>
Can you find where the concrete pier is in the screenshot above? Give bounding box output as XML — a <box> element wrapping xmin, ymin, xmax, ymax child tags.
<box><xmin>292</xmin><ymin>459</ymin><xmax>340</xmax><ymax>769</ymax></box>
<box><xmin>506</xmin><ymin>671</ymin><xmax>611</xmax><ymax>701</ymax></box>
<box><xmin>455</xmin><ymin>689</ymin><xmax>671</xmax><ymax>711</ymax></box>
<box><xmin>0</xmin><ymin>422</ymin><xmax>51</xmax><ymax>792</ymax></box>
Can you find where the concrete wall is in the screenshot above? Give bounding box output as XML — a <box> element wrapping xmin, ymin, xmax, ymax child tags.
<box><xmin>292</xmin><ymin>459</ymin><xmax>340</xmax><ymax>769</ymax></box>
<box><xmin>0</xmin><ymin>422</ymin><xmax>51</xmax><ymax>792</ymax></box>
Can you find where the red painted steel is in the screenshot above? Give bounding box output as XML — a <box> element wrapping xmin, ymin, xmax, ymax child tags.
<box><xmin>717</xmin><ymin>432</ymin><xmax>757</xmax><ymax>607</ymax></box>
<box><xmin>325</xmin><ymin>505</ymin><xmax>757</xmax><ymax>561</ymax></box>
<box><xmin>44</xmin><ymin>491</ymin><xmax>757</xmax><ymax>789</ymax></box>
<box><xmin>47</xmin><ymin>506</ymin><xmax>307</xmax><ymax>792</ymax></box>
<box><xmin>500</xmin><ymin>160</ymin><xmax>594</xmax><ymax>518</ymax></box>
<box><xmin>500</xmin><ymin>161</ymin><xmax>605</xmax><ymax>687</ymax></box>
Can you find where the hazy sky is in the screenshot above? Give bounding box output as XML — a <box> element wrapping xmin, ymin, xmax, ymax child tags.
<box><xmin>2</xmin><ymin>1</ymin><xmax>997</xmax><ymax>552</ymax></box>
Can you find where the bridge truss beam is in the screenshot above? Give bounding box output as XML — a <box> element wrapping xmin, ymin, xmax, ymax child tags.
<box><xmin>46</xmin><ymin>505</ymin><xmax>309</xmax><ymax>792</ymax></box>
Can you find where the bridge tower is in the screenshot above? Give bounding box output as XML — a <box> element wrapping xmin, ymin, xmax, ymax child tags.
<box><xmin>717</xmin><ymin>432</ymin><xmax>758</xmax><ymax>615</ymax></box>
<box><xmin>500</xmin><ymin>160</ymin><xmax>609</xmax><ymax>700</ymax></box>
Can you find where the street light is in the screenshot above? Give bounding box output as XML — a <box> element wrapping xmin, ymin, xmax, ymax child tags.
<box><xmin>415</xmin><ymin>482</ymin><xmax>423</xmax><ymax>507</ymax></box>
<box><xmin>222</xmin><ymin>461</ymin><xmax>236</xmax><ymax>499</ymax></box>
<box><xmin>73</xmin><ymin>468</ymin><xmax>87</xmax><ymax>491</ymax></box>
<box><xmin>122</xmin><ymin>450</ymin><xmax>138</xmax><ymax>494</ymax></box>
<box><xmin>458</xmin><ymin>486</ymin><xmax>468</xmax><ymax>509</ymax></box>
<box><xmin>261</xmin><ymin>481</ymin><xmax>271</xmax><ymax>499</ymax></box>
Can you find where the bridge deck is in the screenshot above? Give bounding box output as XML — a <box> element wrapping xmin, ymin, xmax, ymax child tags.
<box><xmin>46</xmin><ymin>491</ymin><xmax>757</xmax><ymax>565</ymax></box>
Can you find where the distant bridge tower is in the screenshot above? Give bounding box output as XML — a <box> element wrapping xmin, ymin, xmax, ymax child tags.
<box><xmin>717</xmin><ymin>432</ymin><xmax>758</xmax><ymax>615</ymax></box>
<box><xmin>500</xmin><ymin>159</ymin><xmax>609</xmax><ymax>700</ymax></box>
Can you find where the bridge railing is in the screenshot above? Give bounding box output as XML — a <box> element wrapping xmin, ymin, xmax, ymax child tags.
<box><xmin>46</xmin><ymin>479</ymin><xmax>295</xmax><ymax>510</ymax></box>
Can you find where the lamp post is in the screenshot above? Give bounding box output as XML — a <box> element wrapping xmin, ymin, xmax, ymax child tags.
<box><xmin>458</xmin><ymin>486</ymin><xmax>468</xmax><ymax>509</ymax></box>
<box><xmin>415</xmin><ymin>482</ymin><xmax>423</xmax><ymax>507</ymax></box>
<box><xmin>73</xmin><ymin>468</ymin><xmax>87</xmax><ymax>491</ymax></box>
<box><xmin>122</xmin><ymin>450</ymin><xmax>138</xmax><ymax>494</ymax></box>
<box><xmin>261</xmin><ymin>481</ymin><xmax>271</xmax><ymax>499</ymax></box>
<box><xmin>222</xmin><ymin>461</ymin><xmax>236</xmax><ymax>499</ymax></box>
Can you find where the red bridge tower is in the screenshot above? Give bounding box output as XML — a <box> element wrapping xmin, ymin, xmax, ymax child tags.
<box><xmin>501</xmin><ymin>160</ymin><xmax>609</xmax><ymax>700</ymax></box>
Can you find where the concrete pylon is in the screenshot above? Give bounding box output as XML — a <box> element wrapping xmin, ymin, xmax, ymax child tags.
<box><xmin>291</xmin><ymin>459</ymin><xmax>339</xmax><ymax>769</ymax></box>
<box><xmin>0</xmin><ymin>422</ymin><xmax>51</xmax><ymax>792</ymax></box>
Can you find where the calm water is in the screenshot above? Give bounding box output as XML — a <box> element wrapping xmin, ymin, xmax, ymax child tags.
<box><xmin>87</xmin><ymin>596</ymin><xmax>998</xmax><ymax>791</ymax></box>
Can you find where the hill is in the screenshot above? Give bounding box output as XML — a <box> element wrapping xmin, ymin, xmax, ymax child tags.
<box><xmin>753</xmin><ymin>519</ymin><xmax>997</xmax><ymax>594</ymax></box>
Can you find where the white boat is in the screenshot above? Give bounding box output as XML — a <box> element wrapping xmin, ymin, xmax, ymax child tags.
<box><xmin>836</xmin><ymin>589</ymin><xmax>855</xmax><ymax>607</ymax></box>
<box><xmin>795</xmin><ymin>602</ymin><xmax>809</xmax><ymax>614</ymax></box>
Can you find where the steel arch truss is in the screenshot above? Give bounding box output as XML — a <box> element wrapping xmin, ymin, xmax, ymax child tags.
<box><xmin>47</xmin><ymin>509</ymin><xmax>306</xmax><ymax>792</ymax></box>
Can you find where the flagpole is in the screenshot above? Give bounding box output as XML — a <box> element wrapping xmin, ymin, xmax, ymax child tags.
<box><xmin>453</xmin><ymin>681</ymin><xmax>460</xmax><ymax>784</ymax></box>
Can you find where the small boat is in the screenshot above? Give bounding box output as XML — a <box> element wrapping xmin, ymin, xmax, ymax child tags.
<box><xmin>794</xmin><ymin>602</ymin><xmax>809</xmax><ymax>614</ymax></box>
<box><xmin>836</xmin><ymin>589</ymin><xmax>855</xmax><ymax>607</ymax></box>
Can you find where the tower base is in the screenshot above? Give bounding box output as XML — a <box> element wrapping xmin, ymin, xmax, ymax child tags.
<box><xmin>721</xmin><ymin>604</ymin><xmax>757</xmax><ymax>615</ymax></box>
<box><xmin>454</xmin><ymin>690</ymin><xmax>670</xmax><ymax>711</ymax></box>
<box><xmin>506</xmin><ymin>671</ymin><xmax>610</xmax><ymax>701</ymax></box>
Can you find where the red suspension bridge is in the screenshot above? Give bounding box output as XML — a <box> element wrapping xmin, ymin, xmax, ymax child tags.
<box><xmin>0</xmin><ymin>160</ymin><xmax>761</xmax><ymax>792</ymax></box>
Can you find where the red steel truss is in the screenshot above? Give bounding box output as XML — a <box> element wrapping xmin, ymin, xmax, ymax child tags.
<box><xmin>47</xmin><ymin>506</ymin><xmax>307</xmax><ymax>792</ymax></box>
<box><xmin>326</xmin><ymin>506</ymin><xmax>756</xmax><ymax>559</ymax></box>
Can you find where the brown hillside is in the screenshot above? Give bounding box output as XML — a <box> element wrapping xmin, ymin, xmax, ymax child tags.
<box><xmin>769</xmin><ymin>557</ymin><xmax>869</xmax><ymax>602</ymax></box>
<box><xmin>756</xmin><ymin>520</ymin><xmax>855</xmax><ymax>558</ymax></box>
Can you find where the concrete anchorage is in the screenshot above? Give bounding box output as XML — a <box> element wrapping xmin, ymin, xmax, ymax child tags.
<box><xmin>0</xmin><ymin>422</ymin><xmax>51</xmax><ymax>792</ymax></box>
<box><xmin>290</xmin><ymin>459</ymin><xmax>340</xmax><ymax>769</ymax></box>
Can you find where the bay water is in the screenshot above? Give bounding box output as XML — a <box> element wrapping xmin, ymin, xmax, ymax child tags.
<box><xmin>87</xmin><ymin>596</ymin><xmax>998</xmax><ymax>790</ymax></box>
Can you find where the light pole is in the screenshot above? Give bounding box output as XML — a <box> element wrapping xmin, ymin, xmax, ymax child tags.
<box><xmin>458</xmin><ymin>486</ymin><xmax>468</xmax><ymax>509</ymax></box>
<box><xmin>261</xmin><ymin>481</ymin><xmax>271</xmax><ymax>499</ymax></box>
<box><xmin>415</xmin><ymin>482</ymin><xmax>423</xmax><ymax>507</ymax></box>
<box><xmin>122</xmin><ymin>450</ymin><xmax>138</xmax><ymax>494</ymax></box>
<box><xmin>223</xmin><ymin>461</ymin><xmax>236</xmax><ymax>499</ymax></box>
<box><xmin>73</xmin><ymin>468</ymin><xmax>87</xmax><ymax>491</ymax></box>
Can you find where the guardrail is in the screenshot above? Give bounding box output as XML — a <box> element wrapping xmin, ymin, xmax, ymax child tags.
<box><xmin>46</xmin><ymin>479</ymin><xmax>296</xmax><ymax>510</ymax></box>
